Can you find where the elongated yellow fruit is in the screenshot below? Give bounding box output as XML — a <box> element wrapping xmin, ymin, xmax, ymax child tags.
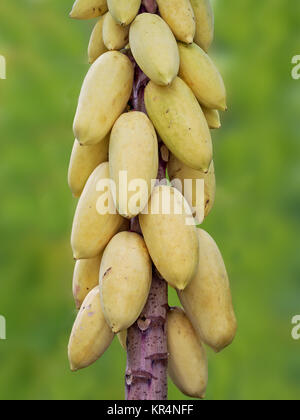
<box><xmin>129</xmin><ymin>13</ymin><xmax>179</xmax><ymax>86</ymax></box>
<box><xmin>68</xmin><ymin>286</ymin><xmax>114</xmax><ymax>371</ymax></box>
<box><xmin>178</xmin><ymin>42</ymin><xmax>227</xmax><ymax>111</ymax></box>
<box><xmin>88</xmin><ymin>15</ymin><xmax>108</xmax><ymax>64</ymax></box>
<box><xmin>156</xmin><ymin>0</ymin><xmax>196</xmax><ymax>44</ymax></box>
<box><xmin>109</xmin><ymin>112</ymin><xmax>158</xmax><ymax>218</ymax></box>
<box><xmin>168</xmin><ymin>307</ymin><xmax>208</xmax><ymax>399</ymax></box>
<box><xmin>108</xmin><ymin>0</ymin><xmax>141</xmax><ymax>26</ymax></box>
<box><xmin>145</xmin><ymin>77</ymin><xmax>212</xmax><ymax>172</ymax></box>
<box><xmin>100</xmin><ymin>232</ymin><xmax>152</xmax><ymax>333</ymax></box>
<box><xmin>190</xmin><ymin>0</ymin><xmax>214</xmax><ymax>52</ymax></box>
<box><xmin>68</xmin><ymin>136</ymin><xmax>109</xmax><ymax>198</ymax></box>
<box><xmin>202</xmin><ymin>107</ymin><xmax>221</xmax><ymax>129</ymax></box>
<box><xmin>71</xmin><ymin>162</ymin><xmax>124</xmax><ymax>259</ymax></box>
<box><xmin>73</xmin><ymin>254</ymin><xmax>103</xmax><ymax>310</ymax></box>
<box><xmin>73</xmin><ymin>51</ymin><xmax>134</xmax><ymax>146</ymax></box>
<box><xmin>178</xmin><ymin>229</ymin><xmax>237</xmax><ymax>352</ymax></box>
<box><xmin>168</xmin><ymin>156</ymin><xmax>215</xmax><ymax>221</ymax></box>
<box><xmin>139</xmin><ymin>186</ymin><xmax>199</xmax><ymax>290</ymax></box>
<box><xmin>103</xmin><ymin>12</ymin><xmax>130</xmax><ymax>51</ymax></box>
<box><xmin>70</xmin><ymin>0</ymin><xmax>108</xmax><ymax>20</ymax></box>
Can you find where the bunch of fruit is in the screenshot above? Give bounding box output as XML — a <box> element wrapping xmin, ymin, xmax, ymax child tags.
<box><xmin>67</xmin><ymin>0</ymin><xmax>237</xmax><ymax>400</ymax></box>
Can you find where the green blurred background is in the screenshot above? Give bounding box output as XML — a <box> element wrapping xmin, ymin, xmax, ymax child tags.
<box><xmin>0</xmin><ymin>0</ymin><xmax>299</xmax><ymax>400</ymax></box>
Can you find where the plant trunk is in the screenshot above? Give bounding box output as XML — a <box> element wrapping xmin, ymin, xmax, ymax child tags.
<box><xmin>125</xmin><ymin>0</ymin><xmax>168</xmax><ymax>401</ymax></box>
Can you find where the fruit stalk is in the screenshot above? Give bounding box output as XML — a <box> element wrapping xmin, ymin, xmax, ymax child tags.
<box><xmin>126</xmin><ymin>4</ymin><xmax>168</xmax><ymax>398</ymax></box>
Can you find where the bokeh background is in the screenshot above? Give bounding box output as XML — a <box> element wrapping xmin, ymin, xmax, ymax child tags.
<box><xmin>0</xmin><ymin>0</ymin><xmax>300</xmax><ymax>400</ymax></box>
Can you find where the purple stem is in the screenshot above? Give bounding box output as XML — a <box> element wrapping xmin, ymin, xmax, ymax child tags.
<box><xmin>126</xmin><ymin>0</ymin><xmax>168</xmax><ymax>401</ymax></box>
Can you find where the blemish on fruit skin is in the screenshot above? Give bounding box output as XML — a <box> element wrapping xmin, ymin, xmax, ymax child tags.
<box><xmin>88</xmin><ymin>312</ymin><xmax>95</xmax><ymax>317</ymax></box>
<box><xmin>103</xmin><ymin>267</ymin><xmax>112</xmax><ymax>277</ymax></box>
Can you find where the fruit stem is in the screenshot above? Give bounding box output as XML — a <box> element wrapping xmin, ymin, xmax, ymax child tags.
<box><xmin>126</xmin><ymin>1</ymin><xmax>168</xmax><ymax>400</ymax></box>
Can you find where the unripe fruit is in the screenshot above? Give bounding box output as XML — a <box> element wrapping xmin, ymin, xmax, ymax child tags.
<box><xmin>129</xmin><ymin>13</ymin><xmax>179</xmax><ymax>86</ymax></box>
<box><xmin>117</xmin><ymin>330</ymin><xmax>127</xmax><ymax>350</ymax></box>
<box><xmin>88</xmin><ymin>15</ymin><xmax>108</xmax><ymax>64</ymax></box>
<box><xmin>73</xmin><ymin>51</ymin><xmax>134</xmax><ymax>146</ymax></box>
<box><xmin>108</xmin><ymin>0</ymin><xmax>141</xmax><ymax>26</ymax></box>
<box><xmin>178</xmin><ymin>229</ymin><xmax>237</xmax><ymax>352</ymax></box>
<box><xmin>71</xmin><ymin>162</ymin><xmax>124</xmax><ymax>259</ymax></box>
<box><xmin>190</xmin><ymin>0</ymin><xmax>214</xmax><ymax>52</ymax></box>
<box><xmin>68</xmin><ymin>136</ymin><xmax>109</xmax><ymax>198</ymax></box>
<box><xmin>168</xmin><ymin>307</ymin><xmax>208</xmax><ymax>399</ymax></box>
<box><xmin>139</xmin><ymin>186</ymin><xmax>199</xmax><ymax>290</ymax></box>
<box><xmin>103</xmin><ymin>12</ymin><xmax>130</xmax><ymax>51</ymax></box>
<box><xmin>68</xmin><ymin>286</ymin><xmax>114</xmax><ymax>371</ymax></box>
<box><xmin>99</xmin><ymin>232</ymin><xmax>152</xmax><ymax>333</ymax></box>
<box><xmin>202</xmin><ymin>107</ymin><xmax>221</xmax><ymax>129</ymax></box>
<box><xmin>168</xmin><ymin>156</ymin><xmax>215</xmax><ymax>221</ymax></box>
<box><xmin>145</xmin><ymin>77</ymin><xmax>212</xmax><ymax>172</ymax></box>
<box><xmin>178</xmin><ymin>42</ymin><xmax>227</xmax><ymax>111</ymax></box>
<box><xmin>70</xmin><ymin>0</ymin><xmax>108</xmax><ymax>20</ymax></box>
<box><xmin>156</xmin><ymin>0</ymin><xmax>196</xmax><ymax>44</ymax></box>
<box><xmin>109</xmin><ymin>111</ymin><xmax>159</xmax><ymax>218</ymax></box>
<box><xmin>73</xmin><ymin>254</ymin><xmax>103</xmax><ymax>310</ymax></box>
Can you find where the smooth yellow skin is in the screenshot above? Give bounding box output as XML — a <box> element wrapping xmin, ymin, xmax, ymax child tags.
<box><xmin>108</xmin><ymin>0</ymin><xmax>141</xmax><ymax>26</ymax></box>
<box><xmin>190</xmin><ymin>0</ymin><xmax>214</xmax><ymax>52</ymax></box>
<box><xmin>178</xmin><ymin>229</ymin><xmax>237</xmax><ymax>352</ymax></box>
<box><xmin>156</xmin><ymin>0</ymin><xmax>196</xmax><ymax>44</ymax></box>
<box><xmin>109</xmin><ymin>112</ymin><xmax>159</xmax><ymax>218</ymax></box>
<box><xmin>103</xmin><ymin>12</ymin><xmax>130</xmax><ymax>51</ymax></box>
<box><xmin>88</xmin><ymin>15</ymin><xmax>108</xmax><ymax>64</ymax></box>
<box><xmin>117</xmin><ymin>330</ymin><xmax>127</xmax><ymax>349</ymax></box>
<box><xmin>68</xmin><ymin>136</ymin><xmax>109</xmax><ymax>198</ymax></box>
<box><xmin>202</xmin><ymin>107</ymin><xmax>221</xmax><ymax>129</ymax></box>
<box><xmin>70</xmin><ymin>0</ymin><xmax>108</xmax><ymax>20</ymax></box>
<box><xmin>168</xmin><ymin>156</ymin><xmax>216</xmax><ymax>220</ymax></box>
<box><xmin>71</xmin><ymin>162</ymin><xmax>124</xmax><ymax>259</ymax></box>
<box><xmin>139</xmin><ymin>186</ymin><xmax>199</xmax><ymax>290</ymax></box>
<box><xmin>99</xmin><ymin>232</ymin><xmax>152</xmax><ymax>333</ymax></box>
<box><xmin>129</xmin><ymin>13</ymin><xmax>179</xmax><ymax>86</ymax></box>
<box><xmin>72</xmin><ymin>254</ymin><xmax>103</xmax><ymax>310</ymax></box>
<box><xmin>68</xmin><ymin>286</ymin><xmax>114</xmax><ymax>371</ymax></box>
<box><xmin>73</xmin><ymin>51</ymin><xmax>134</xmax><ymax>146</ymax></box>
<box><xmin>168</xmin><ymin>307</ymin><xmax>208</xmax><ymax>399</ymax></box>
<box><xmin>178</xmin><ymin>42</ymin><xmax>227</xmax><ymax>111</ymax></box>
<box><xmin>145</xmin><ymin>77</ymin><xmax>212</xmax><ymax>172</ymax></box>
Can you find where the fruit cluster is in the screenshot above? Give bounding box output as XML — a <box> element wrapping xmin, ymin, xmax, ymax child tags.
<box><xmin>67</xmin><ymin>0</ymin><xmax>237</xmax><ymax>400</ymax></box>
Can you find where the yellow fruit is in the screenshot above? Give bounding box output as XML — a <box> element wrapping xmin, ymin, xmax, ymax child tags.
<box><xmin>178</xmin><ymin>229</ymin><xmax>237</xmax><ymax>352</ymax></box>
<box><xmin>202</xmin><ymin>107</ymin><xmax>221</xmax><ymax>129</ymax></box>
<box><xmin>178</xmin><ymin>42</ymin><xmax>227</xmax><ymax>111</ymax></box>
<box><xmin>108</xmin><ymin>0</ymin><xmax>141</xmax><ymax>26</ymax></box>
<box><xmin>156</xmin><ymin>0</ymin><xmax>195</xmax><ymax>44</ymax></box>
<box><xmin>73</xmin><ymin>51</ymin><xmax>134</xmax><ymax>146</ymax></box>
<box><xmin>100</xmin><ymin>232</ymin><xmax>152</xmax><ymax>333</ymax></box>
<box><xmin>168</xmin><ymin>156</ymin><xmax>215</xmax><ymax>222</ymax></box>
<box><xmin>129</xmin><ymin>13</ymin><xmax>179</xmax><ymax>86</ymax></box>
<box><xmin>117</xmin><ymin>330</ymin><xmax>127</xmax><ymax>349</ymax></box>
<box><xmin>68</xmin><ymin>286</ymin><xmax>114</xmax><ymax>371</ymax></box>
<box><xmin>109</xmin><ymin>111</ymin><xmax>158</xmax><ymax>218</ymax></box>
<box><xmin>72</xmin><ymin>254</ymin><xmax>103</xmax><ymax>310</ymax></box>
<box><xmin>68</xmin><ymin>136</ymin><xmax>109</xmax><ymax>198</ymax></box>
<box><xmin>145</xmin><ymin>77</ymin><xmax>212</xmax><ymax>172</ymax></box>
<box><xmin>103</xmin><ymin>12</ymin><xmax>130</xmax><ymax>51</ymax></box>
<box><xmin>139</xmin><ymin>186</ymin><xmax>199</xmax><ymax>290</ymax></box>
<box><xmin>190</xmin><ymin>0</ymin><xmax>214</xmax><ymax>52</ymax></box>
<box><xmin>70</xmin><ymin>0</ymin><xmax>108</xmax><ymax>20</ymax></box>
<box><xmin>168</xmin><ymin>307</ymin><xmax>208</xmax><ymax>399</ymax></box>
<box><xmin>88</xmin><ymin>15</ymin><xmax>108</xmax><ymax>64</ymax></box>
<box><xmin>71</xmin><ymin>162</ymin><xmax>124</xmax><ymax>259</ymax></box>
